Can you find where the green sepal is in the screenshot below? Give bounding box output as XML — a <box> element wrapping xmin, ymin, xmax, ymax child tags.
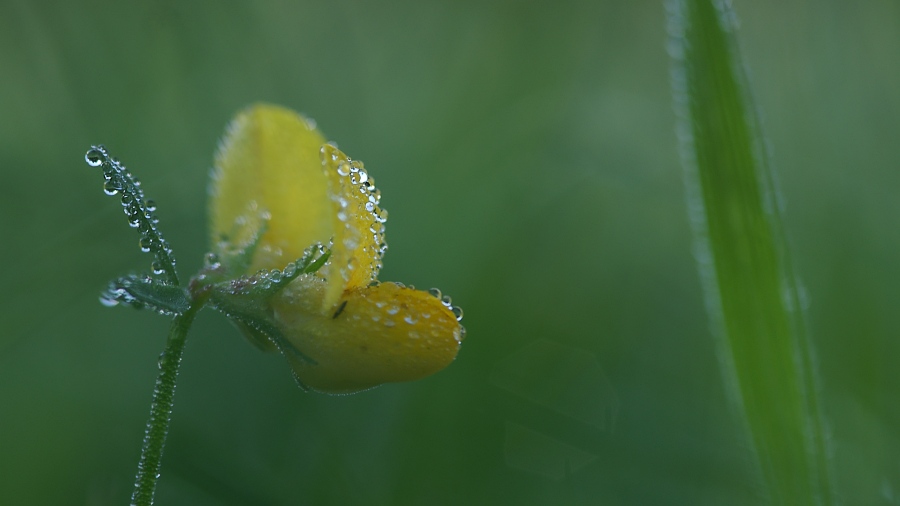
<box><xmin>211</xmin><ymin>243</ymin><xmax>330</xmax><ymax>299</ymax></box>
<box><xmin>101</xmin><ymin>275</ymin><xmax>192</xmax><ymax>316</ymax></box>
<box><xmin>203</xmin><ymin>244</ymin><xmax>332</xmax><ymax>390</ymax></box>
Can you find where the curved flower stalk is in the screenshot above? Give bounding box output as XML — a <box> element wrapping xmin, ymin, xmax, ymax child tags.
<box><xmin>207</xmin><ymin>103</ymin><xmax>465</xmax><ymax>393</ymax></box>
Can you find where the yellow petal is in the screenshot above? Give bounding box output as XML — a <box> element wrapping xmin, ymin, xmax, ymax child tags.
<box><xmin>319</xmin><ymin>144</ymin><xmax>388</xmax><ymax>311</ymax></box>
<box><xmin>209</xmin><ymin>103</ymin><xmax>331</xmax><ymax>273</ymax></box>
<box><xmin>272</xmin><ymin>280</ymin><xmax>464</xmax><ymax>394</ymax></box>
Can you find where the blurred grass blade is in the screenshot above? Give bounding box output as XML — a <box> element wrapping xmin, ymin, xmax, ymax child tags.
<box><xmin>667</xmin><ymin>1</ymin><xmax>834</xmax><ymax>504</ymax></box>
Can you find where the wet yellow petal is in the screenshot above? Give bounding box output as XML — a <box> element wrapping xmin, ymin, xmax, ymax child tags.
<box><xmin>209</xmin><ymin>104</ymin><xmax>466</xmax><ymax>393</ymax></box>
<box><xmin>320</xmin><ymin>144</ymin><xmax>387</xmax><ymax>311</ymax></box>
<box><xmin>209</xmin><ymin>103</ymin><xmax>331</xmax><ymax>273</ymax></box>
<box><xmin>272</xmin><ymin>280</ymin><xmax>463</xmax><ymax>394</ymax></box>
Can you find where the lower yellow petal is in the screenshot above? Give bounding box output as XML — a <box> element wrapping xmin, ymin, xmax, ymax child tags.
<box><xmin>272</xmin><ymin>279</ymin><xmax>463</xmax><ymax>394</ymax></box>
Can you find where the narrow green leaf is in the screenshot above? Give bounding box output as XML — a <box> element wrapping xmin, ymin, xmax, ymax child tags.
<box><xmin>668</xmin><ymin>1</ymin><xmax>834</xmax><ymax>504</ymax></box>
<box><xmin>101</xmin><ymin>274</ymin><xmax>191</xmax><ymax>315</ymax></box>
<box><xmin>85</xmin><ymin>145</ymin><xmax>179</xmax><ymax>285</ymax></box>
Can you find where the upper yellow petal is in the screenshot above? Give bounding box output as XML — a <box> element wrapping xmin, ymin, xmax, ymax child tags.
<box><xmin>209</xmin><ymin>103</ymin><xmax>331</xmax><ymax>273</ymax></box>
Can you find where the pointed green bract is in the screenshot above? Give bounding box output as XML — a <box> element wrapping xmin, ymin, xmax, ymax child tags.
<box><xmin>668</xmin><ymin>1</ymin><xmax>834</xmax><ymax>504</ymax></box>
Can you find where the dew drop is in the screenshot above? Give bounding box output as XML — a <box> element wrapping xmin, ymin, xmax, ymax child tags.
<box><xmin>441</xmin><ymin>295</ymin><xmax>452</xmax><ymax>306</ymax></box>
<box><xmin>404</xmin><ymin>315</ymin><xmax>418</xmax><ymax>325</ymax></box>
<box><xmin>103</xmin><ymin>180</ymin><xmax>120</xmax><ymax>195</ymax></box>
<box><xmin>283</xmin><ymin>262</ymin><xmax>297</xmax><ymax>277</ymax></box>
<box><xmin>386</xmin><ymin>305</ymin><xmax>399</xmax><ymax>315</ymax></box>
<box><xmin>204</xmin><ymin>252</ymin><xmax>220</xmax><ymax>267</ymax></box>
<box><xmin>270</xmin><ymin>269</ymin><xmax>283</xmax><ymax>283</ymax></box>
<box><xmin>427</xmin><ymin>288</ymin><xmax>442</xmax><ymax>299</ymax></box>
<box><xmin>99</xmin><ymin>295</ymin><xmax>119</xmax><ymax>307</ymax></box>
<box><xmin>145</xmin><ymin>199</ymin><xmax>157</xmax><ymax>212</ymax></box>
<box><xmin>337</xmin><ymin>162</ymin><xmax>351</xmax><ymax>176</ymax></box>
<box><xmin>139</xmin><ymin>236</ymin><xmax>152</xmax><ymax>253</ymax></box>
<box><xmin>151</xmin><ymin>261</ymin><xmax>165</xmax><ymax>275</ymax></box>
<box><xmin>451</xmin><ymin>306</ymin><xmax>464</xmax><ymax>321</ymax></box>
<box><xmin>85</xmin><ymin>148</ymin><xmax>104</xmax><ymax>167</ymax></box>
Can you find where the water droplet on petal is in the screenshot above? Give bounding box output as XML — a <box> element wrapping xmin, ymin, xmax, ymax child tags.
<box><xmin>427</xmin><ymin>288</ymin><xmax>442</xmax><ymax>299</ymax></box>
<box><xmin>451</xmin><ymin>306</ymin><xmax>464</xmax><ymax>321</ymax></box>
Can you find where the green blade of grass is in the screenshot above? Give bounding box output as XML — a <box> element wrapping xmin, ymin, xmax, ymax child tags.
<box><xmin>667</xmin><ymin>1</ymin><xmax>835</xmax><ymax>504</ymax></box>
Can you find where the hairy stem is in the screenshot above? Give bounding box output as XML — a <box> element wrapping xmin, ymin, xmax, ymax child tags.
<box><xmin>129</xmin><ymin>303</ymin><xmax>202</xmax><ymax>506</ymax></box>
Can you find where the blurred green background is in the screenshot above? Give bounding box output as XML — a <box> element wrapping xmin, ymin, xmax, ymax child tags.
<box><xmin>1</xmin><ymin>1</ymin><xmax>898</xmax><ymax>504</ymax></box>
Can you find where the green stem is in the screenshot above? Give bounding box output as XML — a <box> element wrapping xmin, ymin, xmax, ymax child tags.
<box><xmin>129</xmin><ymin>303</ymin><xmax>202</xmax><ymax>506</ymax></box>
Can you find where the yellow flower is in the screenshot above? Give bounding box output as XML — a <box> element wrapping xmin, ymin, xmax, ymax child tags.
<box><xmin>208</xmin><ymin>104</ymin><xmax>464</xmax><ymax>394</ymax></box>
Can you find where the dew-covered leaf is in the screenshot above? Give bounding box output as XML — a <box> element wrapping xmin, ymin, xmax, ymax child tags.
<box><xmin>101</xmin><ymin>274</ymin><xmax>191</xmax><ymax>315</ymax></box>
<box><xmin>85</xmin><ymin>145</ymin><xmax>179</xmax><ymax>285</ymax></box>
